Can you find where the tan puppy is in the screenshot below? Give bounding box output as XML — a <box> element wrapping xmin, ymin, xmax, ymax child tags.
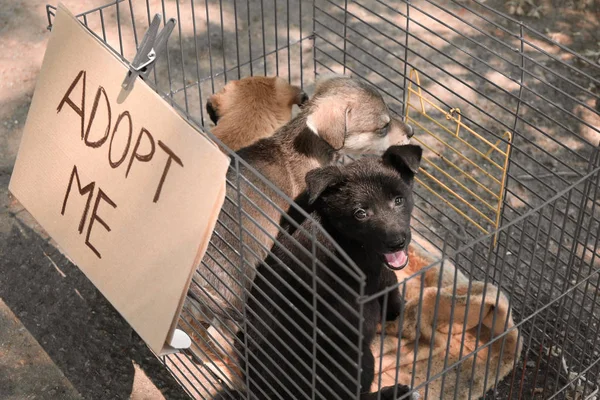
<box><xmin>206</xmin><ymin>76</ymin><xmax>308</xmax><ymax>151</ymax></box>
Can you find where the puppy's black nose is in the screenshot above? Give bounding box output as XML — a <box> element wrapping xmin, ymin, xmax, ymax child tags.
<box><xmin>206</xmin><ymin>99</ymin><xmax>219</xmax><ymax>125</ymax></box>
<box><xmin>386</xmin><ymin>234</ymin><xmax>407</xmax><ymax>251</ymax></box>
<box><xmin>298</xmin><ymin>91</ymin><xmax>309</xmax><ymax>107</ymax></box>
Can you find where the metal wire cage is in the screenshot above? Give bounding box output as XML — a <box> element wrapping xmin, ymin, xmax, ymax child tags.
<box><xmin>46</xmin><ymin>0</ymin><xmax>600</xmax><ymax>399</ymax></box>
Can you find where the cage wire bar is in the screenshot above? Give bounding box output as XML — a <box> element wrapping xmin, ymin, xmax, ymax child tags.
<box><xmin>45</xmin><ymin>0</ymin><xmax>600</xmax><ymax>399</ymax></box>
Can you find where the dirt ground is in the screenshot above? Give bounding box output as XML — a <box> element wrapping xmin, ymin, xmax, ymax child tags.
<box><xmin>1</xmin><ymin>0</ymin><xmax>599</xmax><ymax>399</ymax></box>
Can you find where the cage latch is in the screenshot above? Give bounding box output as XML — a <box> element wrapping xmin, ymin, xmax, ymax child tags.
<box><xmin>122</xmin><ymin>13</ymin><xmax>176</xmax><ymax>91</ymax></box>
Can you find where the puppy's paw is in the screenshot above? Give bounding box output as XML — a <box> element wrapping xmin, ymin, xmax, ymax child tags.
<box><xmin>379</xmin><ymin>384</ymin><xmax>414</xmax><ymax>399</ymax></box>
<box><xmin>382</xmin><ymin>319</ymin><xmax>400</xmax><ymax>336</ymax></box>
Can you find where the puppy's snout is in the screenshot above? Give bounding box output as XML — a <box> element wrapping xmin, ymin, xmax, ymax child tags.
<box><xmin>206</xmin><ymin>98</ymin><xmax>219</xmax><ymax>125</ymax></box>
<box><xmin>297</xmin><ymin>91</ymin><xmax>309</xmax><ymax>107</ymax></box>
<box><xmin>405</xmin><ymin>123</ymin><xmax>414</xmax><ymax>138</ymax></box>
<box><xmin>386</xmin><ymin>233</ymin><xmax>407</xmax><ymax>251</ymax></box>
<box><xmin>388</xmin><ymin>117</ymin><xmax>414</xmax><ymax>146</ymax></box>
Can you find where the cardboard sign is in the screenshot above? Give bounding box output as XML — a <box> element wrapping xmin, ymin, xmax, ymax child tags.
<box><xmin>9</xmin><ymin>4</ymin><xmax>230</xmax><ymax>355</ymax></box>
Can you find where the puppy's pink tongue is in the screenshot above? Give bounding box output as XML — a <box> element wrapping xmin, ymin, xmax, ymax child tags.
<box><xmin>384</xmin><ymin>250</ymin><xmax>408</xmax><ymax>269</ymax></box>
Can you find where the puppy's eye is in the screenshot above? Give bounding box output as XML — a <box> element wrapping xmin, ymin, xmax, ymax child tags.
<box><xmin>394</xmin><ymin>196</ymin><xmax>404</xmax><ymax>206</ymax></box>
<box><xmin>354</xmin><ymin>208</ymin><xmax>368</xmax><ymax>220</ymax></box>
<box><xmin>378</xmin><ymin>123</ymin><xmax>390</xmax><ymax>137</ymax></box>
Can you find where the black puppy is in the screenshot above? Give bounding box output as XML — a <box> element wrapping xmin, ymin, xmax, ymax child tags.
<box><xmin>214</xmin><ymin>145</ymin><xmax>422</xmax><ymax>400</ymax></box>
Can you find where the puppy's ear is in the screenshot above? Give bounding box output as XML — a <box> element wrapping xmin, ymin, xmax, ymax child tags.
<box><xmin>306</xmin><ymin>100</ymin><xmax>349</xmax><ymax>151</ymax></box>
<box><xmin>305</xmin><ymin>165</ymin><xmax>344</xmax><ymax>204</ymax></box>
<box><xmin>206</xmin><ymin>96</ymin><xmax>220</xmax><ymax>125</ymax></box>
<box><xmin>383</xmin><ymin>145</ymin><xmax>423</xmax><ymax>181</ymax></box>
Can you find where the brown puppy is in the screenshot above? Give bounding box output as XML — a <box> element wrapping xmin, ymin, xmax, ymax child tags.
<box><xmin>183</xmin><ymin>76</ymin><xmax>414</xmax><ymax>366</ymax></box>
<box><xmin>206</xmin><ymin>76</ymin><xmax>308</xmax><ymax>151</ymax></box>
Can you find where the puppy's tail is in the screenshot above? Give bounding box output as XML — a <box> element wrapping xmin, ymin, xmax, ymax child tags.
<box><xmin>212</xmin><ymin>389</ymin><xmax>246</xmax><ymax>400</ymax></box>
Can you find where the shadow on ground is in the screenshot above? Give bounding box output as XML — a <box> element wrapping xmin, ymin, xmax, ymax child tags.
<box><xmin>0</xmin><ymin>173</ymin><xmax>189</xmax><ymax>400</ymax></box>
